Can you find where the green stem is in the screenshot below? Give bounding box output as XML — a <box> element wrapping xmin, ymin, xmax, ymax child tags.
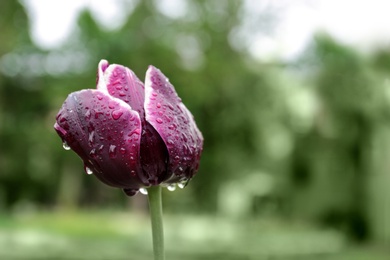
<box><xmin>147</xmin><ymin>186</ymin><xmax>165</xmax><ymax>260</ymax></box>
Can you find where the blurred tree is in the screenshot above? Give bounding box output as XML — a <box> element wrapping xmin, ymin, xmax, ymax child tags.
<box><xmin>289</xmin><ymin>34</ymin><xmax>390</xmax><ymax>243</ymax></box>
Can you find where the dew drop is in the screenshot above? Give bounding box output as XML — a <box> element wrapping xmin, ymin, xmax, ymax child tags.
<box><xmin>156</xmin><ymin>118</ymin><xmax>163</xmax><ymax>124</ymax></box>
<box><xmin>120</xmin><ymin>147</ymin><xmax>126</xmax><ymax>154</ymax></box>
<box><xmin>85</xmin><ymin>167</ymin><xmax>93</xmax><ymax>175</ymax></box>
<box><xmin>89</xmin><ymin>148</ymin><xmax>96</xmax><ymax>158</ymax></box>
<box><xmin>156</xmin><ymin>103</ymin><xmax>161</xmax><ymax>108</ymax></box>
<box><xmin>85</xmin><ymin>110</ymin><xmax>91</xmax><ymax>119</ymax></box>
<box><xmin>112</xmin><ymin>110</ymin><xmax>123</xmax><ymax>120</ymax></box>
<box><xmin>97</xmin><ymin>94</ymin><xmax>103</xmax><ymax>100</ymax></box>
<box><xmin>89</xmin><ymin>131</ymin><xmax>95</xmax><ymax>144</ymax></box>
<box><xmin>63</xmin><ymin>141</ymin><xmax>71</xmax><ymax>150</ymax></box>
<box><xmin>139</xmin><ymin>188</ymin><xmax>148</xmax><ymax>195</ymax></box>
<box><xmin>178</xmin><ymin>182</ymin><xmax>187</xmax><ymax>189</ymax></box>
<box><xmin>167</xmin><ymin>184</ymin><xmax>176</xmax><ymax>191</ymax></box>
<box><xmin>95</xmin><ymin>111</ymin><xmax>103</xmax><ymax>119</ymax></box>
<box><xmin>109</xmin><ymin>145</ymin><xmax>117</xmax><ymax>158</ymax></box>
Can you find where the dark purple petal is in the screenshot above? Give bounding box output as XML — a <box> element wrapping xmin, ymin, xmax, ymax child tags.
<box><xmin>140</xmin><ymin>122</ymin><xmax>169</xmax><ymax>185</ymax></box>
<box><xmin>54</xmin><ymin>89</ymin><xmax>148</xmax><ymax>191</ymax></box>
<box><xmin>144</xmin><ymin>66</ymin><xmax>203</xmax><ymax>182</ymax></box>
<box><xmin>97</xmin><ymin>60</ymin><xmax>145</xmax><ymax>118</ymax></box>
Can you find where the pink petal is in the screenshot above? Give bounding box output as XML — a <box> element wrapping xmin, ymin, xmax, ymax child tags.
<box><xmin>97</xmin><ymin>60</ymin><xmax>145</xmax><ymax>118</ymax></box>
<box><xmin>54</xmin><ymin>89</ymin><xmax>147</xmax><ymax>192</ymax></box>
<box><xmin>144</xmin><ymin>66</ymin><xmax>204</xmax><ymax>182</ymax></box>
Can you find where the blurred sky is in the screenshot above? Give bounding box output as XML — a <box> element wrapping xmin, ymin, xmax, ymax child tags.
<box><xmin>23</xmin><ymin>0</ymin><xmax>390</xmax><ymax>61</ymax></box>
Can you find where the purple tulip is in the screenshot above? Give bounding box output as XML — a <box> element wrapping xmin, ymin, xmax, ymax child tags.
<box><xmin>54</xmin><ymin>60</ymin><xmax>203</xmax><ymax>196</ymax></box>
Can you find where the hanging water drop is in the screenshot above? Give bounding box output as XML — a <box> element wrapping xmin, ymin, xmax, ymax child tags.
<box><xmin>85</xmin><ymin>167</ymin><xmax>93</xmax><ymax>175</ymax></box>
<box><xmin>139</xmin><ymin>188</ymin><xmax>148</xmax><ymax>195</ymax></box>
<box><xmin>63</xmin><ymin>141</ymin><xmax>71</xmax><ymax>150</ymax></box>
<box><xmin>178</xmin><ymin>180</ymin><xmax>188</xmax><ymax>189</ymax></box>
<box><xmin>167</xmin><ymin>184</ymin><xmax>176</xmax><ymax>191</ymax></box>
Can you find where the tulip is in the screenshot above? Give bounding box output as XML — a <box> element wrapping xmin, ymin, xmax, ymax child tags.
<box><xmin>54</xmin><ymin>60</ymin><xmax>203</xmax><ymax>196</ymax></box>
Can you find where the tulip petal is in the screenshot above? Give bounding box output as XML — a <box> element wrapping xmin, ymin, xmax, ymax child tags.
<box><xmin>144</xmin><ymin>66</ymin><xmax>203</xmax><ymax>181</ymax></box>
<box><xmin>54</xmin><ymin>89</ymin><xmax>147</xmax><ymax>192</ymax></box>
<box><xmin>97</xmin><ymin>60</ymin><xmax>145</xmax><ymax>118</ymax></box>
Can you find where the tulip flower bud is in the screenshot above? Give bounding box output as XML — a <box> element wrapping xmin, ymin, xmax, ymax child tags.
<box><xmin>54</xmin><ymin>60</ymin><xmax>203</xmax><ymax>196</ymax></box>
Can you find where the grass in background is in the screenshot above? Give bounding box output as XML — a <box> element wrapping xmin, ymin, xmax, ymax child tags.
<box><xmin>0</xmin><ymin>211</ymin><xmax>388</xmax><ymax>260</ymax></box>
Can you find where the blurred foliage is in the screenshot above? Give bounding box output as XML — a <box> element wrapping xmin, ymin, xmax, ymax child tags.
<box><xmin>1</xmin><ymin>0</ymin><xmax>390</xmax><ymax>258</ymax></box>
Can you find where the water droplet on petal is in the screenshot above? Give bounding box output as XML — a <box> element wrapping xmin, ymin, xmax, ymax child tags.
<box><xmin>85</xmin><ymin>167</ymin><xmax>93</xmax><ymax>175</ymax></box>
<box><xmin>85</xmin><ymin>110</ymin><xmax>91</xmax><ymax>119</ymax></box>
<box><xmin>63</xmin><ymin>141</ymin><xmax>71</xmax><ymax>150</ymax></box>
<box><xmin>97</xmin><ymin>94</ymin><xmax>103</xmax><ymax>100</ymax></box>
<box><xmin>112</xmin><ymin>110</ymin><xmax>123</xmax><ymax>120</ymax></box>
<box><xmin>156</xmin><ymin>118</ymin><xmax>163</xmax><ymax>124</ymax></box>
<box><xmin>89</xmin><ymin>131</ymin><xmax>95</xmax><ymax>144</ymax></box>
<box><xmin>120</xmin><ymin>147</ymin><xmax>126</xmax><ymax>154</ymax></box>
<box><xmin>139</xmin><ymin>188</ymin><xmax>148</xmax><ymax>195</ymax></box>
<box><xmin>167</xmin><ymin>184</ymin><xmax>176</xmax><ymax>191</ymax></box>
<box><xmin>109</xmin><ymin>145</ymin><xmax>117</xmax><ymax>158</ymax></box>
<box><xmin>89</xmin><ymin>148</ymin><xmax>96</xmax><ymax>158</ymax></box>
<box><xmin>156</xmin><ymin>103</ymin><xmax>161</xmax><ymax>108</ymax></box>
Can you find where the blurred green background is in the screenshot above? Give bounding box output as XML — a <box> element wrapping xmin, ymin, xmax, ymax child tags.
<box><xmin>1</xmin><ymin>0</ymin><xmax>390</xmax><ymax>259</ymax></box>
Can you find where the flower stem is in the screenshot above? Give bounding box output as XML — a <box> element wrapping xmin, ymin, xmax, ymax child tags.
<box><xmin>147</xmin><ymin>186</ymin><xmax>165</xmax><ymax>260</ymax></box>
